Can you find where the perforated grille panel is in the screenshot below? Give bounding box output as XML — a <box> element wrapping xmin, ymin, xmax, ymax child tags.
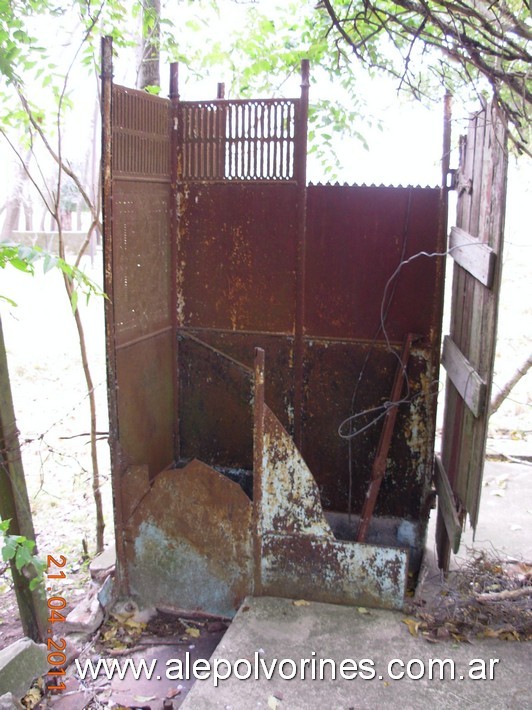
<box><xmin>179</xmin><ymin>99</ymin><xmax>298</xmax><ymax>181</ymax></box>
<box><xmin>113</xmin><ymin>86</ymin><xmax>170</xmax><ymax>178</ymax></box>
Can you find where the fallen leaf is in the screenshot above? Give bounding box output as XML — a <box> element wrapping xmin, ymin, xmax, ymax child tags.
<box><xmin>357</xmin><ymin>607</ymin><xmax>369</xmax><ymax>614</ymax></box>
<box><xmin>22</xmin><ymin>687</ymin><xmax>42</xmax><ymax>709</ymax></box>
<box><xmin>134</xmin><ymin>695</ymin><xmax>157</xmax><ymax>702</ymax></box>
<box><xmin>102</xmin><ymin>627</ymin><xmax>118</xmax><ymax>641</ymax></box>
<box><xmin>167</xmin><ymin>688</ymin><xmax>182</xmax><ymax>698</ymax></box>
<box><xmin>124</xmin><ymin>618</ymin><xmax>146</xmax><ymax>632</ymax></box>
<box><xmin>268</xmin><ymin>696</ymin><xmax>281</xmax><ymax>709</ymax></box>
<box><xmin>402</xmin><ymin>618</ymin><xmax>421</xmax><ymax>637</ymax></box>
<box><xmin>293</xmin><ymin>599</ymin><xmax>310</xmax><ymax>607</ymax></box>
<box><xmin>186</xmin><ymin>627</ymin><xmax>201</xmax><ymax>638</ymax></box>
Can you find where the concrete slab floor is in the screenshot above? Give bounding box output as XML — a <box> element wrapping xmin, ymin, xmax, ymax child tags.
<box><xmin>180</xmin><ymin>595</ymin><xmax>531</xmax><ymax>710</ymax></box>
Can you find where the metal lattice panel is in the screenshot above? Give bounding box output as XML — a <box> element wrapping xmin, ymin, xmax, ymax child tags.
<box><xmin>178</xmin><ymin>99</ymin><xmax>298</xmax><ymax>181</ymax></box>
<box><xmin>113</xmin><ymin>87</ymin><xmax>170</xmax><ymax>178</ymax></box>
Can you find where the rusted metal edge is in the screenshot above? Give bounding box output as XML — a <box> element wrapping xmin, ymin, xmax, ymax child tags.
<box><xmin>170</xmin><ymin>61</ymin><xmax>180</xmax><ymax>463</ymax></box>
<box><xmin>113</xmin><ymin>82</ymin><xmax>172</xmax><ymax>104</ymax></box>
<box><xmin>260</xmin><ymin>533</ymin><xmax>408</xmax><ymax>611</ymax></box>
<box><xmin>101</xmin><ymin>36</ymin><xmax>128</xmax><ymax>593</ymax></box>
<box><xmin>253</xmin><ymin>348</ymin><xmax>266</xmax><ymax>595</ymax></box>
<box><xmin>112</xmin><ymin>175</ymin><xmax>172</xmax><ymax>184</ymax></box>
<box><xmin>293</xmin><ymin>59</ymin><xmax>310</xmax><ymax>448</ymax></box>
<box><xmin>178</xmin><ymin>97</ymin><xmax>301</xmax><ymax>108</ymax></box>
<box><xmin>178</xmin><ymin>329</ymin><xmax>254</xmax><ymax>375</ymax></box>
<box><xmin>187</xmin><ymin>326</ymin><xmax>295</xmax><ymax>339</ymax></box>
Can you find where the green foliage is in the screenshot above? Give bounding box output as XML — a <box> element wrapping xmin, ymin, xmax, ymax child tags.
<box><xmin>0</xmin><ymin>241</ymin><xmax>107</xmax><ymax>311</ymax></box>
<box><xmin>0</xmin><ymin>518</ymin><xmax>46</xmax><ymax>592</ymax></box>
<box><xmin>0</xmin><ymin>0</ymin><xmax>50</xmax><ymax>83</ymax></box>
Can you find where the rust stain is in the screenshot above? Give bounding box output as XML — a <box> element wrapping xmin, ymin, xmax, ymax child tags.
<box><xmin>260</xmin><ymin>533</ymin><xmax>408</xmax><ymax>610</ymax></box>
<box><xmin>126</xmin><ymin>459</ymin><xmax>253</xmax><ymax>616</ymax></box>
<box><xmin>261</xmin><ymin>406</ymin><xmax>332</xmax><ymax>537</ymax></box>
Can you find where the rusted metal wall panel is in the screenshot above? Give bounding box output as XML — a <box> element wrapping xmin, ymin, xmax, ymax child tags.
<box><xmin>115</xmin><ymin>334</ymin><xmax>174</xmax><ymax>476</ymax></box>
<box><xmin>302</xmin><ymin>342</ymin><xmax>436</xmax><ymax>517</ymax></box>
<box><xmin>260</xmin><ymin>534</ymin><xmax>407</xmax><ymax>610</ymax></box>
<box><xmin>300</xmin><ymin>185</ymin><xmax>444</xmax><ymax>519</ymax></box>
<box><xmin>107</xmin><ymin>85</ymin><xmax>175</xmax><ymax>479</ymax></box>
<box><xmin>178</xmin><ymin>332</ymin><xmax>254</xmax><ymax>469</ymax></box>
<box><xmin>176</xmin><ymin>180</ymin><xmax>301</xmax><ymax>467</ymax></box>
<box><xmin>305</xmin><ymin>185</ymin><xmax>442</xmax><ymax>342</ymax></box>
<box><xmin>177</xmin><ymin>183</ymin><xmax>298</xmax><ymax>333</ymax></box>
<box><xmin>184</xmin><ymin>329</ymin><xmax>295</xmax><ymax>432</ymax></box>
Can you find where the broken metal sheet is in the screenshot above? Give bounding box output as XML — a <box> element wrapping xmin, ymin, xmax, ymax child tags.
<box><xmin>260</xmin><ymin>405</ymin><xmax>333</xmax><ymax>537</ymax></box>
<box><xmin>125</xmin><ymin>459</ymin><xmax>253</xmax><ymax>617</ymax></box>
<box><xmin>255</xmin><ymin>393</ymin><xmax>408</xmax><ymax>610</ymax></box>
<box><xmin>260</xmin><ymin>534</ymin><xmax>408</xmax><ymax>611</ymax></box>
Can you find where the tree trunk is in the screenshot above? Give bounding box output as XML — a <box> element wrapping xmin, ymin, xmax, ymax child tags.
<box><xmin>23</xmin><ymin>197</ymin><xmax>33</xmax><ymax>231</ymax></box>
<box><xmin>0</xmin><ymin>151</ymin><xmax>31</xmax><ymax>240</ymax></box>
<box><xmin>0</xmin><ymin>316</ymin><xmax>48</xmax><ymax>641</ymax></box>
<box><xmin>137</xmin><ymin>0</ymin><xmax>161</xmax><ymax>90</ymax></box>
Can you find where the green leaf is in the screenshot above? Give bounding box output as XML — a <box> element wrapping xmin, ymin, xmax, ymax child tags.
<box><xmin>0</xmin><ymin>519</ymin><xmax>11</xmax><ymax>533</ymax></box>
<box><xmin>15</xmin><ymin>543</ymin><xmax>32</xmax><ymax>571</ymax></box>
<box><xmin>43</xmin><ymin>252</ymin><xmax>57</xmax><ymax>273</ymax></box>
<box><xmin>1</xmin><ymin>538</ymin><xmax>17</xmax><ymax>562</ymax></box>
<box><xmin>70</xmin><ymin>289</ymin><xmax>78</xmax><ymax>314</ymax></box>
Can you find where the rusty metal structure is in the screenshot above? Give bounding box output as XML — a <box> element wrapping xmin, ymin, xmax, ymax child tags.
<box><xmin>101</xmin><ymin>37</ymin><xmax>507</xmax><ymax>615</ymax></box>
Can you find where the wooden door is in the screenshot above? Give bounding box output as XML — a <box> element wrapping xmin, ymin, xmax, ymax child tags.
<box><xmin>436</xmin><ymin>100</ymin><xmax>508</xmax><ymax>569</ymax></box>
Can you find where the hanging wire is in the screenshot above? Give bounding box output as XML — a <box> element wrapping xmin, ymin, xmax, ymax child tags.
<box><xmin>341</xmin><ymin>211</ymin><xmax>478</xmax><ymax>521</ymax></box>
<box><xmin>344</xmin><ymin>188</ymin><xmax>412</xmax><ymax>522</ymax></box>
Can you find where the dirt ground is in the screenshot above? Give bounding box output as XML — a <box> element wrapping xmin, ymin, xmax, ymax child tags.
<box><xmin>0</xmin><ymin>160</ymin><xmax>530</xmax><ymax>691</ymax></box>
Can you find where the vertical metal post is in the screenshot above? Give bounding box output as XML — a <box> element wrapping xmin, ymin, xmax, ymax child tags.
<box><xmin>356</xmin><ymin>333</ymin><xmax>414</xmax><ymax>542</ymax></box>
<box><xmin>169</xmin><ymin>62</ymin><xmax>181</xmax><ymax>462</ymax></box>
<box><xmin>293</xmin><ymin>59</ymin><xmax>309</xmax><ymax>449</ymax></box>
<box><xmin>101</xmin><ymin>35</ymin><xmax>128</xmax><ymax>592</ymax></box>
<box><xmin>216</xmin><ymin>83</ymin><xmax>226</xmax><ymax>178</ymax></box>
<box><xmin>169</xmin><ymin>62</ymin><xmax>179</xmax><ymax>100</ymax></box>
<box><xmin>253</xmin><ymin>347</ymin><xmax>265</xmax><ymax>595</ymax></box>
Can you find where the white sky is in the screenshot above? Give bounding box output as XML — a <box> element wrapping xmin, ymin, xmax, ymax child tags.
<box><xmin>0</xmin><ymin>0</ymin><xmax>500</xmax><ymax>210</ymax></box>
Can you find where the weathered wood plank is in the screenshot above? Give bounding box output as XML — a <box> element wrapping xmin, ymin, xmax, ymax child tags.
<box><xmin>441</xmin><ymin>335</ymin><xmax>487</xmax><ymax>417</ymax></box>
<box><xmin>435</xmin><ymin>455</ymin><xmax>462</xmax><ymax>554</ymax></box>
<box><xmin>449</xmin><ymin>226</ymin><xmax>496</xmax><ymax>287</ymax></box>
<box><xmin>464</xmin><ymin>104</ymin><xmax>508</xmax><ymax>525</ymax></box>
